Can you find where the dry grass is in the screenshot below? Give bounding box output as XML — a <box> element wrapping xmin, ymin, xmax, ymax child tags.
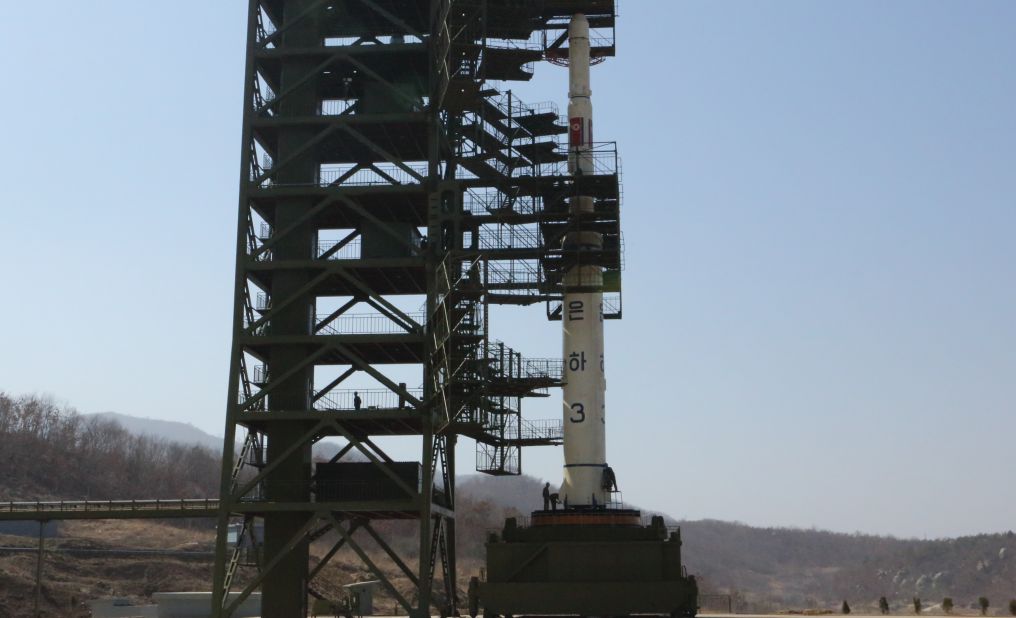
<box><xmin>0</xmin><ymin>520</ymin><xmax>459</xmax><ymax>618</ymax></box>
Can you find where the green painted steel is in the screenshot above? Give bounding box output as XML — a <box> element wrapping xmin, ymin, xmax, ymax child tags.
<box><xmin>472</xmin><ymin>517</ymin><xmax>699</xmax><ymax>617</ymax></box>
<box><xmin>215</xmin><ymin>1</ymin><xmax>625</xmax><ymax>616</ymax></box>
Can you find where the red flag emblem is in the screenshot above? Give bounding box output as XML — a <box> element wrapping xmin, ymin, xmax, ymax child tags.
<box><xmin>570</xmin><ymin>117</ymin><xmax>584</xmax><ymax>147</ymax></box>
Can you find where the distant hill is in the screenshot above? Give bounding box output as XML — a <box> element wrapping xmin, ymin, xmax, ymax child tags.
<box><xmin>86</xmin><ymin>411</ymin><xmax>348</xmax><ymax>460</ymax></box>
<box><xmin>87</xmin><ymin>412</ymin><xmax>224</xmax><ymax>451</ymax></box>
<box><xmin>0</xmin><ymin>395</ymin><xmax>220</xmax><ymax>502</ymax></box>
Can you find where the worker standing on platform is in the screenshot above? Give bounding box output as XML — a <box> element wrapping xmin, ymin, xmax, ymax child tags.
<box><xmin>602</xmin><ymin>466</ymin><xmax>618</xmax><ymax>492</ymax></box>
<box><xmin>543</xmin><ymin>482</ymin><xmax>551</xmax><ymax>511</ymax></box>
<box><xmin>353</xmin><ymin>392</ymin><xmax>362</xmax><ymax>411</ymax></box>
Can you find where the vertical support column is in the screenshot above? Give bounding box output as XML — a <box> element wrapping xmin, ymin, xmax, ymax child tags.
<box><xmin>560</xmin><ymin>14</ymin><xmax>608</xmax><ymax>508</ymax></box>
<box><xmin>416</xmin><ymin>421</ymin><xmax>435</xmax><ymax>618</ymax></box>
<box><xmin>212</xmin><ymin>2</ymin><xmax>261</xmax><ymax>613</ymax></box>
<box><xmin>444</xmin><ymin>434</ymin><xmax>458</xmax><ymax>612</ymax></box>
<box><xmin>424</xmin><ymin>1</ymin><xmax>455</xmax><ymax>615</ymax></box>
<box><xmin>34</xmin><ymin>521</ymin><xmax>44</xmax><ymax>618</ymax></box>
<box><xmin>260</xmin><ymin>1</ymin><xmax>323</xmax><ymax>616</ymax></box>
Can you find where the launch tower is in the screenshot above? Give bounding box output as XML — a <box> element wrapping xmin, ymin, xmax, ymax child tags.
<box><xmin>213</xmin><ymin>1</ymin><xmax>637</xmax><ymax>617</ymax></box>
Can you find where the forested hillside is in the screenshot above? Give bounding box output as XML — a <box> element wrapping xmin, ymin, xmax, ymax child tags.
<box><xmin>1</xmin><ymin>392</ymin><xmax>1014</xmax><ymax>616</ymax></box>
<box><xmin>0</xmin><ymin>393</ymin><xmax>219</xmax><ymax>501</ymax></box>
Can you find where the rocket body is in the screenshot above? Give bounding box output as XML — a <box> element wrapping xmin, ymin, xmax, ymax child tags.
<box><xmin>559</xmin><ymin>14</ymin><xmax>608</xmax><ymax>508</ymax></box>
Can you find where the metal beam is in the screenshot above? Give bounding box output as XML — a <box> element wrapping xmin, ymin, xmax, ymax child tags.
<box><xmin>222</xmin><ymin>515</ymin><xmax>319</xmax><ymax>616</ymax></box>
<box><xmin>323</xmin><ymin>419</ymin><xmax>419</xmax><ymax>499</ymax></box>
<box><xmin>234</xmin><ymin>419</ymin><xmax>330</xmax><ymax>499</ymax></box>
<box><xmin>257</xmin><ymin>0</ymin><xmax>329</xmax><ymax>49</ymax></box>
<box><xmin>338</xmin><ymin>124</ymin><xmax>426</xmax><ymax>183</ymax></box>
<box><xmin>311</xmin><ymin>366</ymin><xmax>357</xmax><ymax>401</ymax></box>
<box><xmin>357</xmin><ymin>0</ymin><xmax>424</xmax><ymax>38</ymax></box>
<box><xmin>362</xmin><ymin>521</ymin><xmax>420</xmax><ymax>588</ymax></box>
<box><xmin>307</xmin><ymin>519</ymin><xmax>361</xmax><ymax>581</ymax></box>
<box><xmin>327</xmin><ymin>514</ymin><xmax>413</xmax><ymax>613</ymax></box>
<box><xmin>332</xmin><ymin>342</ymin><xmax>423</xmax><ymax>408</ymax></box>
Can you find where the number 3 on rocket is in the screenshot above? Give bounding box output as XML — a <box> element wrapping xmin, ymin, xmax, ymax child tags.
<box><xmin>569</xmin><ymin>403</ymin><xmax>586</xmax><ymax>423</ymax></box>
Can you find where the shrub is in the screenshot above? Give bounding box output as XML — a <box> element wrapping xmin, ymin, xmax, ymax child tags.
<box><xmin>943</xmin><ymin>598</ymin><xmax>953</xmax><ymax>614</ymax></box>
<box><xmin>913</xmin><ymin>598</ymin><xmax>922</xmax><ymax>615</ymax></box>
<box><xmin>979</xmin><ymin>597</ymin><xmax>990</xmax><ymax>616</ymax></box>
<box><xmin>1007</xmin><ymin>599</ymin><xmax>1015</xmax><ymax>617</ymax></box>
<box><xmin>842</xmin><ymin>601</ymin><xmax>851</xmax><ymax>615</ymax></box>
<box><xmin>879</xmin><ymin>597</ymin><xmax>890</xmax><ymax>616</ymax></box>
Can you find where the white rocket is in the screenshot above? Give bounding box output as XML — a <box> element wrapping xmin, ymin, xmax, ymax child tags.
<box><xmin>559</xmin><ymin>14</ymin><xmax>609</xmax><ymax>508</ymax></box>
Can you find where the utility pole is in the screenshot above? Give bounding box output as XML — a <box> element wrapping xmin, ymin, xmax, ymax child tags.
<box><xmin>34</xmin><ymin>520</ymin><xmax>45</xmax><ymax>617</ymax></box>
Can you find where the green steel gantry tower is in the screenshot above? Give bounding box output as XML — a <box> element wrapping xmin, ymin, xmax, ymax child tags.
<box><xmin>211</xmin><ymin>1</ymin><xmax>622</xmax><ymax>617</ymax></box>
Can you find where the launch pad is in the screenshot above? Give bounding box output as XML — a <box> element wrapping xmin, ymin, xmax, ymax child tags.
<box><xmin>469</xmin><ymin>513</ymin><xmax>698</xmax><ymax>618</ymax></box>
<box><xmin>470</xmin><ymin>10</ymin><xmax>699</xmax><ymax>618</ymax></box>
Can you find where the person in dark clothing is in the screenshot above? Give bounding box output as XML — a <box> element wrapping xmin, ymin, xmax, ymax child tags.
<box><xmin>542</xmin><ymin>482</ymin><xmax>551</xmax><ymax>511</ymax></box>
<box><xmin>602</xmin><ymin>465</ymin><xmax>618</xmax><ymax>492</ymax></box>
<box><xmin>550</xmin><ymin>492</ymin><xmax>560</xmax><ymax>511</ymax></box>
<box><xmin>353</xmin><ymin>392</ymin><xmax>362</xmax><ymax>411</ymax></box>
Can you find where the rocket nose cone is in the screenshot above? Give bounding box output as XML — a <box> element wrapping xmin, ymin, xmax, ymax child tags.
<box><xmin>569</xmin><ymin>14</ymin><xmax>590</xmax><ymax>38</ymax></box>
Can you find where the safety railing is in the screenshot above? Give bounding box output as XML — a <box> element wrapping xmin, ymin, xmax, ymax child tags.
<box><xmin>486</xmin><ymin>27</ymin><xmax>615</xmax><ymax>60</ymax></box>
<box><xmin>320</xmin><ymin>99</ymin><xmax>357</xmax><ymax>116</ymax></box>
<box><xmin>459</xmin><ymin>142</ymin><xmax>617</xmax><ymax>182</ymax></box>
<box><xmin>519</xmin><ymin>357</ymin><xmax>564</xmax><ymax>380</ymax></box>
<box><xmin>484</xmin><ymin>92</ymin><xmax>560</xmax><ymax>123</ymax></box>
<box><xmin>606</xmin><ymin>293</ymin><xmax>622</xmax><ymax>316</ymax></box>
<box><xmin>475</xmin><ymin>444</ymin><xmax>520</xmax><ymax>476</ymax></box>
<box><xmin>485</xmin><ymin>258</ymin><xmax>543</xmax><ymax>289</ymax></box>
<box><xmin>239</xmin><ymin>480</ymin><xmax>421</xmax><ymax>503</ymax></box>
<box><xmin>316</xmin><ymin>238</ymin><xmax>361</xmax><ymax>261</ymax></box>
<box><xmin>316</xmin><ymin>233</ymin><xmax>424</xmax><ymax>261</ymax></box>
<box><xmin>519</xmin><ymin>419</ymin><xmax>563</xmax><ymax>441</ymax></box>
<box><xmin>315</xmin><ymin>312</ymin><xmax>424</xmax><ymax>336</ymax></box>
<box><xmin>477</xmin><ymin>225</ymin><xmax>543</xmax><ymax>251</ymax></box>
<box><xmin>313</xmin><ymin>388</ymin><xmax>423</xmax><ymax>411</ymax></box>
<box><xmin>464</xmin><ymin>188</ymin><xmax>542</xmax><ymax>215</ymax></box>
<box><xmin>485</xmin><ymin>512</ymin><xmax>677</xmax><ymax>539</ymax></box>
<box><xmin>535</xmin><ymin>140</ymin><xmax>619</xmax><ymax>177</ymax></box>
<box><xmin>319</xmin><ymin>163</ymin><xmax>430</xmax><ymax>187</ymax></box>
<box><xmin>0</xmin><ymin>499</ymin><xmax>219</xmax><ymax>515</ymax></box>
<box><xmin>253</xmin><ymin>164</ymin><xmax>432</xmax><ymax>189</ymax></box>
<box><xmin>251</xmin><ymin>364</ymin><xmax>268</xmax><ymax>385</ymax></box>
<box><xmin>324</xmin><ymin>34</ymin><xmax>426</xmax><ymax>48</ymax></box>
<box><xmin>236</xmin><ymin>390</ymin><xmax>267</xmax><ymax>411</ymax></box>
<box><xmin>481</xmin><ymin>341</ymin><xmax>564</xmax><ymax>381</ymax></box>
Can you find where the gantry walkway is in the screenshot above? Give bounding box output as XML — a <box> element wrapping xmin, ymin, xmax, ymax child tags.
<box><xmin>0</xmin><ymin>499</ymin><xmax>220</xmax><ymax>522</ymax></box>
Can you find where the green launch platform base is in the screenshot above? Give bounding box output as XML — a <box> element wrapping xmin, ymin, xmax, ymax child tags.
<box><xmin>468</xmin><ymin>512</ymin><xmax>699</xmax><ymax>618</ymax></box>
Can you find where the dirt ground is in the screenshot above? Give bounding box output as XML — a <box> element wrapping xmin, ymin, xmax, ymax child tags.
<box><xmin>0</xmin><ymin>519</ymin><xmax>469</xmax><ymax>618</ymax></box>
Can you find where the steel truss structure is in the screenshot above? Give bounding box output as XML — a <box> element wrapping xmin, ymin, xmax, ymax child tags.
<box><xmin>212</xmin><ymin>1</ymin><xmax>622</xmax><ymax>617</ymax></box>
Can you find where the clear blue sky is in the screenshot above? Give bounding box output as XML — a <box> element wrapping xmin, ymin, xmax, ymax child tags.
<box><xmin>1</xmin><ymin>1</ymin><xmax>1013</xmax><ymax>539</ymax></box>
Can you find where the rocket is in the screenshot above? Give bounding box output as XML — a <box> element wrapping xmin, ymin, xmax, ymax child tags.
<box><xmin>559</xmin><ymin>14</ymin><xmax>610</xmax><ymax>508</ymax></box>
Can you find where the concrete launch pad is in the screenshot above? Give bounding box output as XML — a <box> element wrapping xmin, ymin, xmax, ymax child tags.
<box><xmin>469</xmin><ymin>514</ymin><xmax>699</xmax><ymax>618</ymax></box>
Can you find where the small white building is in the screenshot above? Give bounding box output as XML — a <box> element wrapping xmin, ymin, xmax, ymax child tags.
<box><xmin>87</xmin><ymin>598</ymin><xmax>158</xmax><ymax>618</ymax></box>
<box><xmin>151</xmin><ymin>592</ymin><xmax>261</xmax><ymax>618</ymax></box>
<box><xmin>343</xmin><ymin>581</ymin><xmax>380</xmax><ymax>617</ymax></box>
